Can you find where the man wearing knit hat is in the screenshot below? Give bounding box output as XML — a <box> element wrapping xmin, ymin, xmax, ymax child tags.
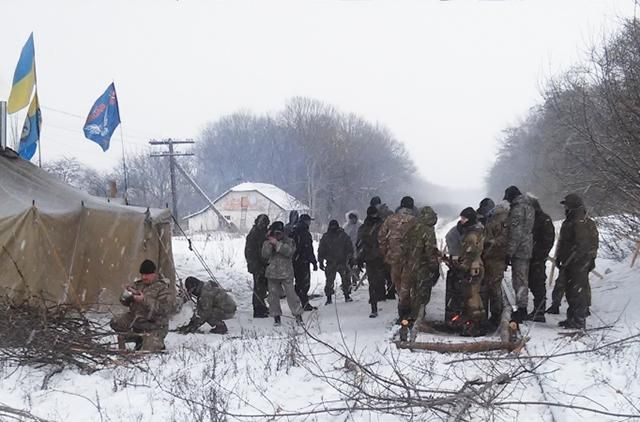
<box><xmin>110</xmin><ymin>259</ymin><xmax>171</xmax><ymax>351</ymax></box>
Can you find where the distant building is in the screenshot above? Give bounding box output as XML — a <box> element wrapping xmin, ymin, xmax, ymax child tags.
<box><xmin>184</xmin><ymin>182</ymin><xmax>310</xmax><ymax>233</ymax></box>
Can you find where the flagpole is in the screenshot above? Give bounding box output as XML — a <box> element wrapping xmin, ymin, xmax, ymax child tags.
<box><xmin>33</xmin><ymin>33</ymin><xmax>40</xmax><ymax>167</ymax></box>
<box><xmin>119</xmin><ymin>124</ymin><xmax>129</xmax><ymax>204</ymax></box>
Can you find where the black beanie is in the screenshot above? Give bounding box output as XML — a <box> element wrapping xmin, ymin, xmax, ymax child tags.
<box><xmin>478</xmin><ymin>198</ymin><xmax>495</xmax><ymax>214</ymax></box>
<box><xmin>139</xmin><ymin>259</ymin><xmax>156</xmax><ymax>274</ymax></box>
<box><xmin>366</xmin><ymin>206</ymin><xmax>378</xmax><ymax>217</ymax></box>
<box><xmin>503</xmin><ymin>186</ymin><xmax>522</xmax><ymax>202</ymax></box>
<box><xmin>370</xmin><ymin>196</ymin><xmax>382</xmax><ymax>206</ymax></box>
<box><xmin>400</xmin><ymin>196</ymin><xmax>414</xmax><ymax>209</ymax></box>
<box><xmin>270</xmin><ymin>221</ymin><xmax>285</xmax><ymax>232</ymax></box>
<box><xmin>460</xmin><ymin>207</ymin><xmax>477</xmax><ymax>225</ymax></box>
<box><xmin>328</xmin><ymin>219</ymin><xmax>340</xmax><ymax>230</ymax></box>
<box><xmin>184</xmin><ymin>276</ymin><xmax>203</xmax><ymax>292</ymax></box>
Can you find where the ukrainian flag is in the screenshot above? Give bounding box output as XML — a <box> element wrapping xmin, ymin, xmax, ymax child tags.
<box><xmin>8</xmin><ymin>33</ymin><xmax>36</xmax><ymax>114</ymax></box>
<box><xmin>18</xmin><ymin>92</ymin><xmax>41</xmax><ymax>160</ymax></box>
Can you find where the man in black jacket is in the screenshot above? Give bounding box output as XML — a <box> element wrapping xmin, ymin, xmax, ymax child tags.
<box><xmin>528</xmin><ymin>198</ymin><xmax>556</xmax><ymax>322</ymax></box>
<box><xmin>291</xmin><ymin>214</ymin><xmax>318</xmax><ymax>311</ymax></box>
<box><xmin>318</xmin><ymin>220</ymin><xmax>354</xmax><ymax>305</ymax></box>
<box><xmin>244</xmin><ymin>214</ymin><xmax>270</xmax><ymax>318</ymax></box>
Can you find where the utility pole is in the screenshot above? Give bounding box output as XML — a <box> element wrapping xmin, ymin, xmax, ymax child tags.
<box><xmin>149</xmin><ymin>138</ymin><xmax>194</xmax><ymax>227</ymax></box>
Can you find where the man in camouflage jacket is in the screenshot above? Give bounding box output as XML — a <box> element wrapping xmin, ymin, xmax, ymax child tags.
<box><xmin>480</xmin><ymin>201</ymin><xmax>509</xmax><ymax>328</ymax></box>
<box><xmin>110</xmin><ymin>259</ymin><xmax>171</xmax><ymax>351</ymax></box>
<box><xmin>379</xmin><ymin>196</ymin><xmax>417</xmax><ymax>318</ymax></box>
<box><xmin>401</xmin><ymin>206</ymin><xmax>440</xmax><ymax>329</ymax></box>
<box><xmin>457</xmin><ymin>208</ymin><xmax>486</xmax><ymax>336</ymax></box>
<box><xmin>179</xmin><ymin>277</ymin><xmax>237</xmax><ymax>334</ymax></box>
<box><xmin>553</xmin><ymin>193</ymin><xmax>599</xmax><ymax>329</ymax></box>
<box><xmin>504</xmin><ymin>186</ymin><xmax>535</xmax><ymax>323</ymax></box>
<box><xmin>261</xmin><ymin>221</ymin><xmax>304</xmax><ymax>326</ymax></box>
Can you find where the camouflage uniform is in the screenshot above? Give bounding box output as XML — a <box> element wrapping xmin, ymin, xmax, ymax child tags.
<box><xmin>188</xmin><ymin>281</ymin><xmax>237</xmax><ymax>329</ymax></box>
<box><xmin>356</xmin><ymin>216</ymin><xmax>386</xmax><ymax>306</ymax></box>
<box><xmin>378</xmin><ymin>207</ymin><xmax>416</xmax><ymax>306</ymax></box>
<box><xmin>481</xmin><ymin>205</ymin><xmax>509</xmax><ymax>325</ymax></box>
<box><xmin>110</xmin><ymin>278</ymin><xmax>171</xmax><ymax>351</ymax></box>
<box><xmin>458</xmin><ymin>223</ymin><xmax>486</xmax><ymax>326</ymax></box>
<box><xmin>529</xmin><ymin>201</ymin><xmax>555</xmax><ymax>316</ymax></box>
<box><xmin>318</xmin><ymin>228</ymin><xmax>354</xmax><ymax>298</ymax></box>
<box><xmin>374</xmin><ymin>202</ymin><xmax>395</xmax><ymax>297</ymax></box>
<box><xmin>445</xmin><ymin>223</ymin><xmax>465</xmax><ymax>321</ymax></box>
<box><xmin>506</xmin><ymin>194</ymin><xmax>535</xmax><ymax>309</ymax></box>
<box><xmin>245</xmin><ymin>221</ymin><xmax>270</xmax><ymax>316</ymax></box>
<box><xmin>401</xmin><ymin>207</ymin><xmax>440</xmax><ymax>321</ymax></box>
<box><xmin>554</xmin><ymin>201</ymin><xmax>598</xmax><ymax>328</ymax></box>
<box><xmin>262</xmin><ymin>237</ymin><xmax>303</xmax><ymax>317</ymax></box>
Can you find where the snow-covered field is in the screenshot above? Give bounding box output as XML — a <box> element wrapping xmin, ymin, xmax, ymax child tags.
<box><xmin>1</xmin><ymin>228</ymin><xmax>639</xmax><ymax>421</ymax></box>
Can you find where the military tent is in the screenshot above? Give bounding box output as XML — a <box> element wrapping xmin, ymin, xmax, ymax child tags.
<box><xmin>0</xmin><ymin>150</ymin><xmax>175</xmax><ymax>307</ymax></box>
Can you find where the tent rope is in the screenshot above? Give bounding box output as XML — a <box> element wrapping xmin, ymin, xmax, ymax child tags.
<box><xmin>171</xmin><ymin>215</ymin><xmax>220</xmax><ymax>285</ymax></box>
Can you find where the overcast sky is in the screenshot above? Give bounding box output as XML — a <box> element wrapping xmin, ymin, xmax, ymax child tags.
<box><xmin>0</xmin><ymin>0</ymin><xmax>635</xmax><ymax>190</ymax></box>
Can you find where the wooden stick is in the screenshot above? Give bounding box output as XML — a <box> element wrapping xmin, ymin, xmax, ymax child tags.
<box><xmin>394</xmin><ymin>339</ymin><xmax>527</xmax><ymax>354</ymax></box>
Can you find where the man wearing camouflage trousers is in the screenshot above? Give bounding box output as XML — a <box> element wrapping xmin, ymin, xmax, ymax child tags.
<box><xmin>503</xmin><ymin>186</ymin><xmax>535</xmax><ymax>323</ymax></box>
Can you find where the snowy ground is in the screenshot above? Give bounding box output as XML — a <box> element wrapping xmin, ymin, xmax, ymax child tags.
<box><xmin>1</xmin><ymin>229</ymin><xmax>639</xmax><ymax>421</ymax></box>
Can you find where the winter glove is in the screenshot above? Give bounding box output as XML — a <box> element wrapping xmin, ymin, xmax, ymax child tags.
<box><xmin>319</xmin><ymin>261</ymin><xmax>325</xmax><ymax>271</ymax></box>
<box><xmin>312</xmin><ymin>262</ymin><xmax>318</xmax><ymax>272</ymax></box>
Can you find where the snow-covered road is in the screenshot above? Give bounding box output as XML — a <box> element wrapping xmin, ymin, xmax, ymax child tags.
<box><xmin>0</xmin><ymin>231</ymin><xmax>638</xmax><ymax>421</ymax></box>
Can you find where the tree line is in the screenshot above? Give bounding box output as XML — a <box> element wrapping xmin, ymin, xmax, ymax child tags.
<box><xmin>44</xmin><ymin>97</ymin><xmax>421</xmax><ymax>224</ymax></box>
<box><xmin>486</xmin><ymin>18</ymin><xmax>640</xmax><ymax>257</ymax></box>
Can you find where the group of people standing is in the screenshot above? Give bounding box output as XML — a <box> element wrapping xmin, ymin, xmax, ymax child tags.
<box><xmin>244</xmin><ymin>186</ymin><xmax>600</xmax><ymax>335</ymax></box>
<box><xmin>107</xmin><ymin>186</ymin><xmax>600</xmax><ymax>351</ymax></box>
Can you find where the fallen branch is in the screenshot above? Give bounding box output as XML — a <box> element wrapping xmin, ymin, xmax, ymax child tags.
<box><xmin>394</xmin><ymin>339</ymin><xmax>528</xmax><ymax>354</ymax></box>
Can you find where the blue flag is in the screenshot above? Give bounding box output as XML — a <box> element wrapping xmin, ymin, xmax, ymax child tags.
<box><xmin>83</xmin><ymin>83</ymin><xmax>121</xmax><ymax>151</ymax></box>
<box><xmin>19</xmin><ymin>92</ymin><xmax>42</xmax><ymax>160</ymax></box>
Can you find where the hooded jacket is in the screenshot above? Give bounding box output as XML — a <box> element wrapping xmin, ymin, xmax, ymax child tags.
<box><xmin>402</xmin><ymin>207</ymin><xmax>440</xmax><ymax>279</ymax></box>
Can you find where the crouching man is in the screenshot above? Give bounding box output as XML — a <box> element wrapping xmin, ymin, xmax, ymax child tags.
<box><xmin>110</xmin><ymin>259</ymin><xmax>170</xmax><ymax>351</ymax></box>
<box><xmin>178</xmin><ymin>276</ymin><xmax>237</xmax><ymax>334</ymax></box>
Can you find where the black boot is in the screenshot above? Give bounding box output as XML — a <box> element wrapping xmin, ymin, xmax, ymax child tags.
<box><xmin>274</xmin><ymin>316</ymin><xmax>282</xmax><ymax>326</ymax></box>
<box><xmin>303</xmin><ymin>303</ymin><xmax>317</xmax><ymax>311</ymax></box>
<box><xmin>511</xmin><ymin>307</ymin><xmax>528</xmax><ymax>323</ymax></box>
<box><xmin>325</xmin><ymin>295</ymin><xmax>332</xmax><ymax>305</ymax></box>
<box><xmin>210</xmin><ymin>321</ymin><xmax>228</xmax><ymax>334</ymax></box>
<box><xmin>369</xmin><ymin>302</ymin><xmax>378</xmax><ymax>318</ymax></box>
<box><xmin>345</xmin><ymin>293</ymin><xmax>353</xmax><ymax>303</ymax></box>
<box><xmin>528</xmin><ymin>310</ymin><xmax>546</xmax><ymax>323</ymax></box>
<box><xmin>546</xmin><ymin>304</ymin><xmax>560</xmax><ymax>314</ymax></box>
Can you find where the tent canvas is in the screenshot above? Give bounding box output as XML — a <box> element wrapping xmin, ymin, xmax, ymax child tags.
<box><xmin>0</xmin><ymin>150</ymin><xmax>176</xmax><ymax>307</ymax></box>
